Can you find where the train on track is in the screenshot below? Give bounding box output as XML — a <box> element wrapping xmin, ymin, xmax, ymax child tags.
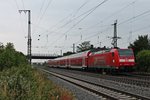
<box><xmin>48</xmin><ymin>48</ymin><xmax>135</xmax><ymax>72</ymax></box>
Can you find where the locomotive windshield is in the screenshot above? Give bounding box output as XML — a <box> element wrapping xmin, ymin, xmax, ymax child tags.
<box><xmin>118</xmin><ymin>49</ymin><xmax>133</xmax><ymax>56</ymax></box>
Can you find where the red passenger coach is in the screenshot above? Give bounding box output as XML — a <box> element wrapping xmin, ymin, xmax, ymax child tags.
<box><xmin>48</xmin><ymin>50</ymin><xmax>91</xmax><ymax>68</ymax></box>
<box><xmin>48</xmin><ymin>48</ymin><xmax>135</xmax><ymax>71</ymax></box>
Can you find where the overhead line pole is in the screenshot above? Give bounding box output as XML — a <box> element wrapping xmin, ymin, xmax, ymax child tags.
<box><xmin>113</xmin><ymin>20</ymin><xmax>117</xmax><ymax>47</ymax></box>
<box><xmin>112</xmin><ymin>20</ymin><xmax>121</xmax><ymax>48</ymax></box>
<box><xmin>73</xmin><ymin>43</ymin><xmax>75</xmax><ymax>53</ymax></box>
<box><xmin>19</xmin><ymin>10</ymin><xmax>32</xmax><ymax>64</ymax></box>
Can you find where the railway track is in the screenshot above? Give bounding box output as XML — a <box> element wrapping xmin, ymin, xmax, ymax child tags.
<box><xmin>80</xmin><ymin>68</ymin><xmax>150</xmax><ymax>88</ymax></box>
<box><xmin>40</xmin><ymin>68</ymin><xmax>150</xmax><ymax>100</ymax></box>
<box><xmin>119</xmin><ymin>72</ymin><xmax>150</xmax><ymax>81</ymax></box>
<box><xmin>98</xmin><ymin>74</ymin><xmax>150</xmax><ymax>88</ymax></box>
<box><xmin>132</xmin><ymin>72</ymin><xmax>150</xmax><ymax>76</ymax></box>
<box><xmin>49</xmin><ymin>67</ymin><xmax>150</xmax><ymax>88</ymax></box>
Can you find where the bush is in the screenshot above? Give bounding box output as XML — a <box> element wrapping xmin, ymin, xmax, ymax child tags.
<box><xmin>0</xmin><ymin>65</ymin><xmax>74</xmax><ymax>99</ymax></box>
<box><xmin>136</xmin><ymin>50</ymin><xmax>150</xmax><ymax>72</ymax></box>
<box><xmin>0</xmin><ymin>43</ymin><xmax>74</xmax><ymax>99</ymax></box>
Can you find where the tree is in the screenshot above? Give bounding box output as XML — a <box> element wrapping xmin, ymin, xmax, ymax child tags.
<box><xmin>2</xmin><ymin>43</ymin><xmax>16</xmax><ymax>68</ymax></box>
<box><xmin>63</xmin><ymin>51</ymin><xmax>75</xmax><ymax>56</ymax></box>
<box><xmin>0</xmin><ymin>42</ymin><xmax>4</xmax><ymax>49</ymax></box>
<box><xmin>136</xmin><ymin>50</ymin><xmax>150</xmax><ymax>72</ymax></box>
<box><xmin>14</xmin><ymin>52</ymin><xmax>28</xmax><ymax>66</ymax></box>
<box><xmin>76</xmin><ymin>41</ymin><xmax>93</xmax><ymax>52</ymax></box>
<box><xmin>128</xmin><ymin>35</ymin><xmax>150</xmax><ymax>56</ymax></box>
<box><xmin>5</xmin><ymin>43</ymin><xmax>15</xmax><ymax>51</ymax></box>
<box><xmin>0</xmin><ymin>42</ymin><xmax>28</xmax><ymax>71</ymax></box>
<box><xmin>0</xmin><ymin>43</ymin><xmax>4</xmax><ymax>54</ymax></box>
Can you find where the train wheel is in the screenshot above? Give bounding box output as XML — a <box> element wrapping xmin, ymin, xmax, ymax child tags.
<box><xmin>102</xmin><ymin>69</ymin><xmax>106</xmax><ymax>75</ymax></box>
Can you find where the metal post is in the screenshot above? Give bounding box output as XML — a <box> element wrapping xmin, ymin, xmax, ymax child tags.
<box><xmin>113</xmin><ymin>20</ymin><xmax>117</xmax><ymax>48</ymax></box>
<box><xmin>19</xmin><ymin>10</ymin><xmax>32</xmax><ymax>64</ymax></box>
<box><xmin>73</xmin><ymin>43</ymin><xmax>75</xmax><ymax>53</ymax></box>
<box><xmin>112</xmin><ymin>20</ymin><xmax>121</xmax><ymax>48</ymax></box>
<box><xmin>60</xmin><ymin>50</ymin><xmax>62</xmax><ymax>56</ymax></box>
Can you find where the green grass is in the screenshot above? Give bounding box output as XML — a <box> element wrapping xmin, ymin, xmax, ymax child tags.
<box><xmin>0</xmin><ymin>65</ymin><xmax>75</xmax><ymax>100</ymax></box>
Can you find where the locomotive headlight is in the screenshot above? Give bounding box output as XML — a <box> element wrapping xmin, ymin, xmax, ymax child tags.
<box><xmin>119</xmin><ymin>59</ymin><xmax>125</xmax><ymax>62</ymax></box>
<box><xmin>128</xmin><ymin>59</ymin><xmax>135</xmax><ymax>62</ymax></box>
<box><xmin>113</xmin><ymin>60</ymin><xmax>115</xmax><ymax>63</ymax></box>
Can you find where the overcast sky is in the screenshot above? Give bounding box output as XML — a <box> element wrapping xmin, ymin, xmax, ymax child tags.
<box><xmin>0</xmin><ymin>0</ymin><xmax>150</xmax><ymax>56</ymax></box>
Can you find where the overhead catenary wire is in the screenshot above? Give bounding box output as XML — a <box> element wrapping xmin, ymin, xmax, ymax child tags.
<box><xmin>37</xmin><ymin>0</ymin><xmax>91</xmax><ymax>38</ymax></box>
<box><xmin>76</xmin><ymin>0</ymin><xmax>139</xmax><ymax>41</ymax></box>
<box><xmin>58</xmin><ymin>0</ymin><xmax>139</xmax><ymax>47</ymax></box>
<box><xmin>34</xmin><ymin>0</ymin><xmax>94</xmax><ymax>41</ymax></box>
<box><xmin>34</xmin><ymin>0</ymin><xmax>92</xmax><ymax>49</ymax></box>
<box><xmin>118</xmin><ymin>33</ymin><xmax>150</xmax><ymax>47</ymax></box>
<box><xmin>46</xmin><ymin>0</ymin><xmax>109</xmax><ymax>48</ymax></box>
<box><xmin>118</xmin><ymin>9</ymin><xmax>150</xmax><ymax>25</ymax></box>
<box><xmin>60</xmin><ymin>7</ymin><xmax>150</xmax><ymax>50</ymax></box>
<box><xmin>13</xmin><ymin>0</ymin><xmax>26</xmax><ymax>36</ymax></box>
<box><xmin>33</xmin><ymin>0</ymin><xmax>46</xmax><ymax>33</ymax></box>
<box><xmin>38</xmin><ymin>0</ymin><xmax>53</xmax><ymax>24</ymax></box>
<box><xmin>58</xmin><ymin>0</ymin><xmax>108</xmax><ymax>29</ymax></box>
<box><xmin>117</xmin><ymin>9</ymin><xmax>150</xmax><ymax>44</ymax></box>
<box><xmin>35</xmin><ymin>0</ymin><xmax>53</xmax><ymax>33</ymax></box>
<box><xmin>36</xmin><ymin>0</ymin><xmax>46</xmax><ymax>22</ymax></box>
<box><xmin>97</xmin><ymin>19</ymin><xmax>150</xmax><ymax>48</ymax></box>
<box><xmin>75</xmin><ymin>14</ymin><xmax>150</xmax><ymax>49</ymax></box>
<box><xmin>72</xmin><ymin>0</ymin><xmax>91</xmax><ymax>18</ymax></box>
<box><xmin>76</xmin><ymin>8</ymin><xmax>150</xmax><ymax>46</ymax></box>
<box><xmin>32</xmin><ymin>1</ymin><xmax>150</xmax><ymax>54</ymax></box>
<box><xmin>94</xmin><ymin>24</ymin><xmax>150</xmax><ymax>48</ymax></box>
<box><xmin>85</xmin><ymin>0</ymin><xmax>139</xmax><ymax>30</ymax></box>
<box><xmin>21</xmin><ymin>0</ymin><xmax>25</xmax><ymax>10</ymax></box>
<box><xmin>14</xmin><ymin>0</ymin><xmax>20</xmax><ymax>10</ymax></box>
<box><xmin>120</xmin><ymin>24</ymin><xmax>150</xmax><ymax>42</ymax></box>
<box><xmin>74</xmin><ymin>25</ymin><xmax>112</xmax><ymax>45</ymax></box>
<box><xmin>37</xmin><ymin>0</ymin><xmax>110</xmax><ymax>41</ymax></box>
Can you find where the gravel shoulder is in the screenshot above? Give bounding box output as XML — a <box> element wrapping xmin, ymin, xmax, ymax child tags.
<box><xmin>47</xmin><ymin>75</ymin><xmax>104</xmax><ymax>100</ymax></box>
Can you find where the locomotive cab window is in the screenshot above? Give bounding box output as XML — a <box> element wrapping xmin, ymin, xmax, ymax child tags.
<box><xmin>118</xmin><ymin>49</ymin><xmax>133</xmax><ymax>56</ymax></box>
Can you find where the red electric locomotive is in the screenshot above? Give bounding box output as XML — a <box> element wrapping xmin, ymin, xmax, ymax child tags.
<box><xmin>88</xmin><ymin>48</ymin><xmax>135</xmax><ymax>70</ymax></box>
<box><xmin>48</xmin><ymin>48</ymin><xmax>135</xmax><ymax>71</ymax></box>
